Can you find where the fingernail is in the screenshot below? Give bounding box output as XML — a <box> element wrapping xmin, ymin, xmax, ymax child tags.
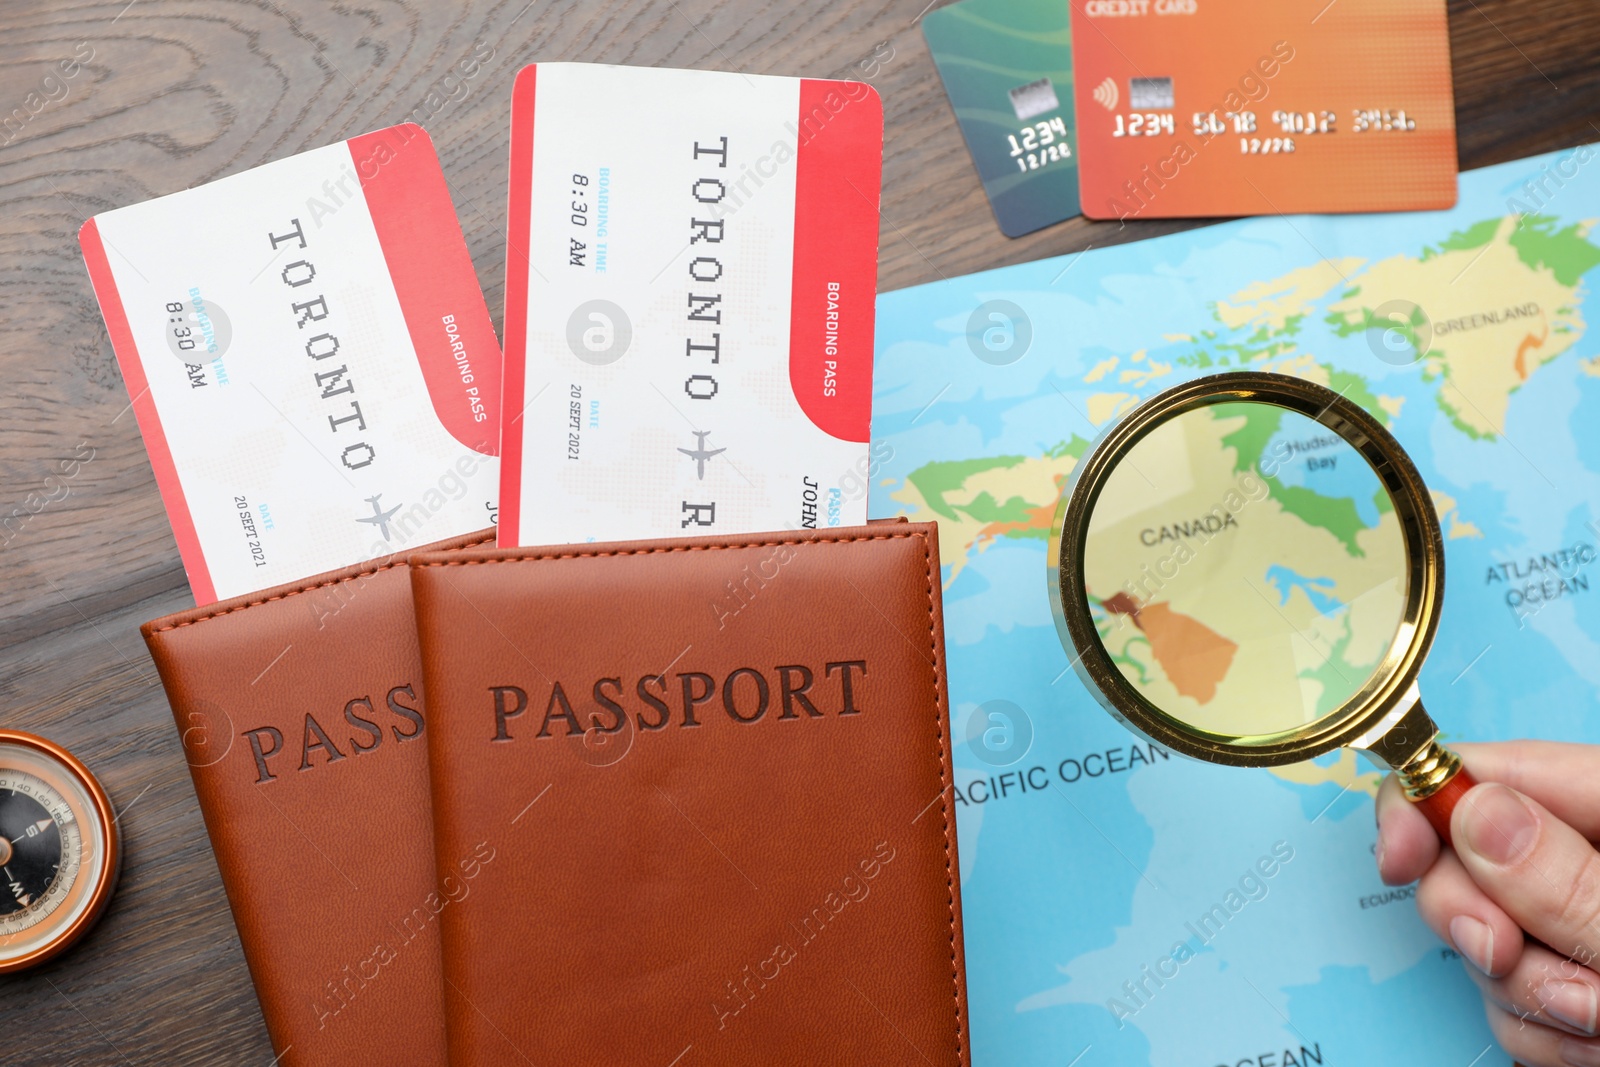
<box><xmin>1459</xmin><ymin>784</ymin><xmax>1539</xmax><ymax>866</ymax></box>
<box><xmin>1374</xmin><ymin>832</ymin><xmax>1387</xmax><ymax>877</ymax></box>
<box><xmin>1559</xmin><ymin>1036</ymin><xmax>1600</xmax><ymax>1066</ymax></box>
<box><xmin>1545</xmin><ymin>980</ymin><xmax>1600</xmax><ymax>1036</ymax></box>
<box><xmin>1449</xmin><ymin>915</ymin><xmax>1495</xmax><ymax>976</ymax></box>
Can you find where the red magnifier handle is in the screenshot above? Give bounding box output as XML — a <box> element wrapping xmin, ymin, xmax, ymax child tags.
<box><xmin>1411</xmin><ymin>764</ymin><xmax>1478</xmax><ymax>846</ymax></box>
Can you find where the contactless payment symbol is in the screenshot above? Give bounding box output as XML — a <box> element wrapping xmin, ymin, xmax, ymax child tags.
<box><xmin>1092</xmin><ymin>77</ymin><xmax>1118</xmax><ymax>111</ymax></box>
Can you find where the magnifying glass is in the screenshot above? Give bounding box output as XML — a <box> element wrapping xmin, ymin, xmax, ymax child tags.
<box><xmin>1049</xmin><ymin>371</ymin><xmax>1475</xmax><ymax>842</ymax></box>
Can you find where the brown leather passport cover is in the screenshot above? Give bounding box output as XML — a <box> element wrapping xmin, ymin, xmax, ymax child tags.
<box><xmin>141</xmin><ymin>528</ymin><xmax>495</xmax><ymax>1067</ymax></box>
<box><xmin>410</xmin><ymin>521</ymin><xmax>969</xmax><ymax>1066</ymax></box>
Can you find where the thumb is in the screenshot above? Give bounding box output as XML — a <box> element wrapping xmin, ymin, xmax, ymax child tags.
<box><xmin>1454</xmin><ymin>782</ymin><xmax>1600</xmax><ymax>974</ymax></box>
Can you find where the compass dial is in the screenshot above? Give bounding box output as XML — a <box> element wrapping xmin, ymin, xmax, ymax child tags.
<box><xmin>0</xmin><ymin>731</ymin><xmax>119</xmax><ymax>973</ymax></box>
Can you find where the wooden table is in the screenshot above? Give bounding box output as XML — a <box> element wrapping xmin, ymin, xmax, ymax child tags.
<box><xmin>0</xmin><ymin>0</ymin><xmax>1594</xmax><ymax>1062</ymax></box>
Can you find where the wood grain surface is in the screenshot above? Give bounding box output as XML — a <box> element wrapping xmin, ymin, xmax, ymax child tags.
<box><xmin>0</xmin><ymin>1</ymin><xmax>1595</xmax><ymax>1062</ymax></box>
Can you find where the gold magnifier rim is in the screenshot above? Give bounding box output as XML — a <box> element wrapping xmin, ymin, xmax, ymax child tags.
<box><xmin>1052</xmin><ymin>371</ymin><xmax>1445</xmax><ymax>767</ymax></box>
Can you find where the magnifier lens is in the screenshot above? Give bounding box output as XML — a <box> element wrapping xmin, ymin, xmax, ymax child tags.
<box><xmin>1081</xmin><ymin>401</ymin><xmax>1410</xmax><ymax>742</ymax></box>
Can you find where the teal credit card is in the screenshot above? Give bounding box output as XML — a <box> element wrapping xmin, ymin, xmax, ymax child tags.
<box><xmin>922</xmin><ymin>0</ymin><xmax>1079</xmax><ymax>237</ymax></box>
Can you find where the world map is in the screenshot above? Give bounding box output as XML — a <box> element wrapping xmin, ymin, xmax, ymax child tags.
<box><xmin>869</xmin><ymin>145</ymin><xmax>1600</xmax><ymax>1067</ymax></box>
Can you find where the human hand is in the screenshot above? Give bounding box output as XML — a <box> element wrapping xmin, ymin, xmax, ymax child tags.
<box><xmin>1376</xmin><ymin>741</ymin><xmax>1600</xmax><ymax>1067</ymax></box>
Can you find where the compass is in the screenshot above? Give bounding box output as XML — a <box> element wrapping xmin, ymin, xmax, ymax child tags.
<box><xmin>0</xmin><ymin>730</ymin><xmax>120</xmax><ymax>973</ymax></box>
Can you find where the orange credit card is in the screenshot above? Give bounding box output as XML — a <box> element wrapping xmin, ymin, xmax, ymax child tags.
<box><xmin>1069</xmin><ymin>0</ymin><xmax>1458</xmax><ymax>220</ymax></box>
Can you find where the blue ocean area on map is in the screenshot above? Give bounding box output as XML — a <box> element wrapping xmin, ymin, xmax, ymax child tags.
<box><xmin>870</xmin><ymin>146</ymin><xmax>1600</xmax><ymax>1066</ymax></box>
